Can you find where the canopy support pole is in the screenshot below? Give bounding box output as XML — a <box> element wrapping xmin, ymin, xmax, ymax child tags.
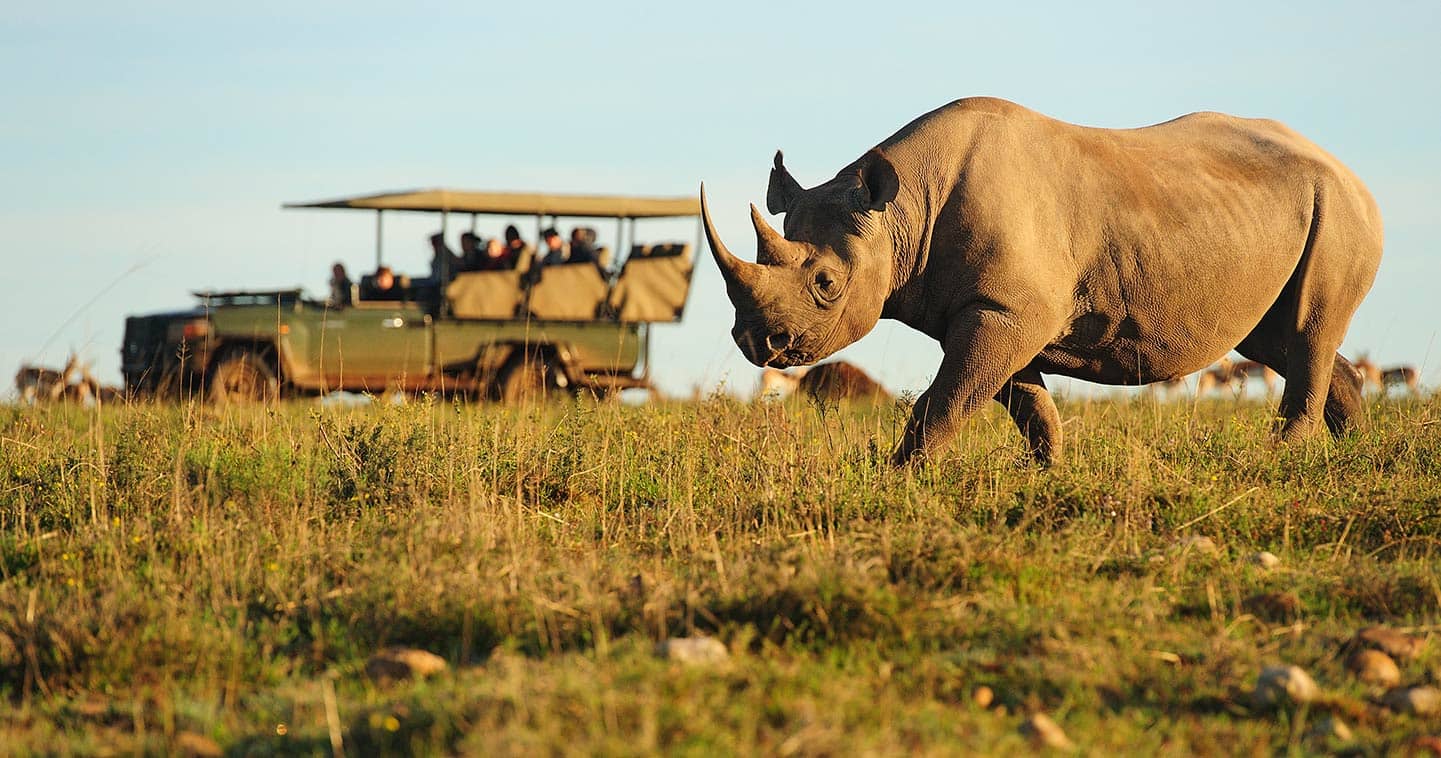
<box><xmin>375</xmin><ymin>210</ymin><xmax>384</xmax><ymax>267</ymax></box>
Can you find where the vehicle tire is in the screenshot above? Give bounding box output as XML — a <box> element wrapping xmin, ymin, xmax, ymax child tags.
<box><xmin>209</xmin><ymin>350</ymin><xmax>280</xmax><ymax>405</ymax></box>
<box><xmin>496</xmin><ymin>351</ymin><xmax>559</xmax><ymax>404</ymax></box>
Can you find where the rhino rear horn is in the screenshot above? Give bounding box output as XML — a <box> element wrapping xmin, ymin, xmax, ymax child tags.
<box><xmin>767</xmin><ymin>150</ymin><xmax>802</xmax><ymax>215</ymax></box>
<box><xmin>751</xmin><ymin>204</ymin><xmax>802</xmax><ymax>267</ymax></box>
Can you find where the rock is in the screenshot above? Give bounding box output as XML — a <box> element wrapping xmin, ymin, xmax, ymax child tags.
<box><xmin>1346</xmin><ymin>649</ymin><xmax>1401</xmax><ymax>688</ymax></box>
<box><xmin>1253</xmin><ymin>665</ymin><xmax>1320</xmax><ymax>708</ymax></box>
<box><xmin>1306</xmin><ymin>715</ymin><xmax>1353</xmax><ymax>742</ymax></box>
<box><xmin>654</xmin><ymin>636</ymin><xmax>729</xmax><ymax>666</ymax></box>
<box><xmin>1019</xmin><ymin>713</ymin><xmax>1074</xmax><ymax>750</ymax></box>
<box><xmin>1382</xmin><ymin>685</ymin><xmax>1441</xmax><ymax>716</ymax></box>
<box><xmin>972</xmin><ymin>685</ymin><xmax>994</xmax><ymax>708</ymax></box>
<box><xmin>365</xmin><ymin>647</ymin><xmax>449</xmax><ymax>682</ymax></box>
<box><xmin>1355</xmin><ymin>626</ymin><xmax>1426</xmax><ymax>661</ymax></box>
<box><xmin>175</xmin><ymin>731</ymin><xmax>223</xmax><ymax>757</ymax></box>
<box><xmin>1248</xmin><ymin>551</ymin><xmax>1281</xmax><ymax>570</ymax></box>
<box><xmin>1242</xmin><ymin>592</ymin><xmax>1303</xmax><ymax>623</ymax></box>
<box><xmin>1177</xmin><ymin>536</ymin><xmax>1219</xmax><ymax>555</ymax></box>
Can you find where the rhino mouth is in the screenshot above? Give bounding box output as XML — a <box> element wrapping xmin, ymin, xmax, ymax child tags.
<box><xmin>765</xmin><ymin>348</ymin><xmax>813</xmax><ymax>369</ymax></box>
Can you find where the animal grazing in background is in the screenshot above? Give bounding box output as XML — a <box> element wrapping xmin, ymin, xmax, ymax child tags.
<box><xmin>758</xmin><ymin>367</ymin><xmax>800</xmax><ymax>399</ymax></box>
<box><xmin>1194</xmin><ymin>360</ymin><xmax>1242</xmax><ymax>397</ymax></box>
<box><xmin>758</xmin><ymin>361</ymin><xmax>891</xmax><ymax>403</ymax></box>
<box><xmin>15</xmin><ymin>364</ymin><xmax>67</xmax><ymax>404</ymax></box>
<box><xmin>1380</xmin><ymin>365</ymin><xmax>1420</xmax><ymax>394</ymax></box>
<box><xmin>1149</xmin><ymin>374</ymin><xmax>1188</xmax><ymax>399</ymax></box>
<box><xmin>703</xmin><ymin>97</ymin><xmax>1382</xmax><ymax>467</ymax></box>
<box><xmin>1230</xmin><ymin>360</ymin><xmax>1281</xmax><ymax>396</ymax></box>
<box><xmin>13</xmin><ymin>353</ymin><xmax>122</xmax><ymax>405</ymax></box>
<box><xmin>1354</xmin><ymin>357</ymin><xmax>1420</xmax><ymax>395</ymax></box>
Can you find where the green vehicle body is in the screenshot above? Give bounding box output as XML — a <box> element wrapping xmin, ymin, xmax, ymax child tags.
<box><xmin>121</xmin><ymin>293</ymin><xmax>645</xmax><ymax>399</ymax></box>
<box><xmin>121</xmin><ymin>188</ymin><xmax>699</xmax><ymax>401</ymax></box>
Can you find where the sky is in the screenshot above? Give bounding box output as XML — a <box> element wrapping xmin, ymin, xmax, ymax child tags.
<box><xmin>3</xmin><ymin>1</ymin><xmax>1438</xmax><ymax>400</ymax></box>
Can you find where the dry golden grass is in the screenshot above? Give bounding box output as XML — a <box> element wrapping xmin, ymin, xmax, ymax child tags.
<box><xmin>0</xmin><ymin>392</ymin><xmax>1438</xmax><ymax>754</ymax></box>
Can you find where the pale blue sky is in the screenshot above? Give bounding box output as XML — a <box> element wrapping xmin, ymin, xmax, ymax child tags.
<box><xmin>3</xmin><ymin>1</ymin><xmax>1438</xmax><ymax>398</ymax></box>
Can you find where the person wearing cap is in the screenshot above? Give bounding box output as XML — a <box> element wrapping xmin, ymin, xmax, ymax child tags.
<box><xmin>458</xmin><ymin>231</ymin><xmax>483</xmax><ymax>271</ymax></box>
<box><xmin>538</xmin><ymin>227</ymin><xmax>568</xmax><ymax>266</ymax></box>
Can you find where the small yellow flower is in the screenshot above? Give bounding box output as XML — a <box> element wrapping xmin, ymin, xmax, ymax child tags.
<box><xmin>384</xmin><ymin>715</ymin><xmax>400</xmax><ymax>732</ymax></box>
<box><xmin>266</xmin><ymin>561</ymin><xmax>280</xmax><ymax>572</ymax></box>
<box><xmin>132</xmin><ymin>535</ymin><xmax>143</xmax><ymax>544</ymax></box>
<box><xmin>275</xmin><ymin>723</ymin><xmax>288</xmax><ymax>736</ymax></box>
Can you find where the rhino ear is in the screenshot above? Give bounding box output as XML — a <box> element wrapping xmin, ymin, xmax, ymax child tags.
<box><xmin>855</xmin><ymin>151</ymin><xmax>899</xmax><ymax>213</ymax></box>
<box><xmin>767</xmin><ymin>150</ymin><xmax>802</xmax><ymax>215</ymax></box>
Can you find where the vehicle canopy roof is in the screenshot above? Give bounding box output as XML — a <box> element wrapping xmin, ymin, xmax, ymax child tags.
<box><xmin>284</xmin><ymin>188</ymin><xmax>699</xmax><ymax>219</ymax></box>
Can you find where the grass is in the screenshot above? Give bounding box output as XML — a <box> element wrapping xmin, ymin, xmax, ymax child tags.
<box><xmin>1</xmin><ymin>392</ymin><xmax>1439</xmax><ymax>755</ymax></box>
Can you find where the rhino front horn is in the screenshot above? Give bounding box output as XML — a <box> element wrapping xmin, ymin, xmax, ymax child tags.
<box><xmin>700</xmin><ymin>184</ymin><xmax>767</xmax><ymax>296</ymax></box>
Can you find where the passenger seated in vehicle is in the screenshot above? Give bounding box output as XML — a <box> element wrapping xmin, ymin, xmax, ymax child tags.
<box><xmin>539</xmin><ymin>227</ymin><xmax>568</xmax><ymax>266</ymax></box>
<box><xmin>329</xmin><ymin>262</ymin><xmax>353</xmax><ymax>307</ymax></box>
<box><xmin>428</xmin><ymin>232</ymin><xmax>463</xmax><ymax>280</ymax></box>
<box><xmin>474</xmin><ymin>237</ymin><xmax>517</xmax><ymax>271</ymax></box>
<box><xmin>363</xmin><ymin>265</ymin><xmax>405</xmax><ymax>301</ymax></box>
<box><xmin>459</xmin><ymin>232</ymin><xmax>483</xmax><ymax>271</ymax></box>
<box><xmin>568</xmin><ymin>227</ymin><xmax>597</xmax><ymax>264</ymax></box>
<box><xmin>504</xmin><ymin>224</ymin><xmax>532</xmax><ymax>264</ymax></box>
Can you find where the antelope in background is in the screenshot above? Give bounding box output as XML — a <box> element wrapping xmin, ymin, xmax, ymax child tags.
<box><xmin>13</xmin><ymin>353</ymin><xmax>122</xmax><ymax>405</ymax></box>
<box><xmin>1193</xmin><ymin>357</ymin><xmax>1280</xmax><ymax>397</ymax></box>
<box><xmin>1353</xmin><ymin>356</ymin><xmax>1421</xmax><ymax>395</ymax></box>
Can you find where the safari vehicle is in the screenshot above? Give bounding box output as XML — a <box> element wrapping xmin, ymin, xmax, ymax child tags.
<box><xmin>121</xmin><ymin>189</ymin><xmax>700</xmax><ymax>402</ymax></box>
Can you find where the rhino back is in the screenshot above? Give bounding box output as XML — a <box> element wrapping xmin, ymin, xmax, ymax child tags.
<box><xmin>871</xmin><ymin>98</ymin><xmax>1382</xmax><ymax>383</ymax></box>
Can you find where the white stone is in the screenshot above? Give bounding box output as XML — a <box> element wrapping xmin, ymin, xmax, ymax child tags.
<box><xmin>655</xmin><ymin>636</ymin><xmax>729</xmax><ymax>666</ymax></box>
<box><xmin>365</xmin><ymin>647</ymin><xmax>449</xmax><ymax>682</ymax></box>
<box><xmin>1248</xmin><ymin>551</ymin><xmax>1281</xmax><ymax>570</ymax></box>
<box><xmin>1382</xmin><ymin>685</ymin><xmax>1441</xmax><ymax>715</ymax></box>
<box><xmin>1306</xmin><ymin>715</ymin><xmax>1353</xmax><ymax>741</ymax></box>
<box><xmin>1253</xmin><ymin>665</ymin><xmax>1319</xmax><ymax>708</ymax></box>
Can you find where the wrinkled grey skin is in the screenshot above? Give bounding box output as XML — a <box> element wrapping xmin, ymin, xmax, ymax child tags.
<box><xmin>703</xmin><ymin>97</ymin><xmax>1383</xmax><ymax>466</ymax></box>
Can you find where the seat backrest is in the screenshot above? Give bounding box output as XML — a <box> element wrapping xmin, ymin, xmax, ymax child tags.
<box><xmin>446</xmin><ymin>269</ymin><xmax>526</xmax><ymax>319</ymax></box>
<box><xmin>608</xmin><ymin>244</ymin><xmax>694</xmax><ymax>322</ymax></box>
<box><xmin>526</xmin><ymin>262</ymin><xmax>609</xmax><ymax>321</ymax></box>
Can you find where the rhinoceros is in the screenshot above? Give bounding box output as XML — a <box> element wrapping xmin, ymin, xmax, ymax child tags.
<box><xmin>702</xmin><ymin>97</ymin><xmax>1382</xmax><ymax>466</ymax></box>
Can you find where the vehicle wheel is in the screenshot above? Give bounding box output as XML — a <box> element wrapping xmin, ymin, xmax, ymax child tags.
<box><xmin>496</xmin><ymin>352</ymin><xmax>559</xmax><ymax>404</ymax></box>
<box><xmin>209</xmin><ymin>350</ymin><xmax>280</xmax><ymax>405</ymax></box>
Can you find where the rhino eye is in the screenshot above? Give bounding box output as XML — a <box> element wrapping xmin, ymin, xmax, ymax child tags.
<box><xmin>813</xmin><ymin>270</ymin><xmax>842</xmax><ymax>305</ymax></box>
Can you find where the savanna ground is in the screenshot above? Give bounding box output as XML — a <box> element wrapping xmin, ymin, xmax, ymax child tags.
<box><xmin>1</xmin><ymin>390</ymin><xmax>1439</xmax><ymax>755</ymax></box>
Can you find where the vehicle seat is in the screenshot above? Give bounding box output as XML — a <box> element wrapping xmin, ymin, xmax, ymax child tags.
<box><xmin>527</xmin><ymin>262</ymin><xmax>609</xmax><ymax>320</ymax></box>
<box><xmin>447</xmin><ymin>270</ymin><xmax>526</xmax><ymax>319</ymax></box>
<box><xmin>608</xmin><ymin>243</ymin><xmax>693</xmax><ymax>322</ymax></box>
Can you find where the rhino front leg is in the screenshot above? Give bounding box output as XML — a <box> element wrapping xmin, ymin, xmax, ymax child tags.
<box><xmin>993</xmin><ymin>367</ymin><xmax>1061</xmax><ymax>466</ymax></box>
<box><xmin>892</xmin><ymin>308</ymin><xmax>1051</xmax><ymax>466</ymax></box>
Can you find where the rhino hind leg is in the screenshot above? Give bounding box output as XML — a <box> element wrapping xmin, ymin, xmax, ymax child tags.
<box><xmin>993</xmin><ymin>368</ymin><xmax>1061</xmax><ymax>466</ymax></box>
<box><xmin>1236</xmin><ymin>328</ymin><xmax>1367</xmax><ymax>441</ymax></box>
